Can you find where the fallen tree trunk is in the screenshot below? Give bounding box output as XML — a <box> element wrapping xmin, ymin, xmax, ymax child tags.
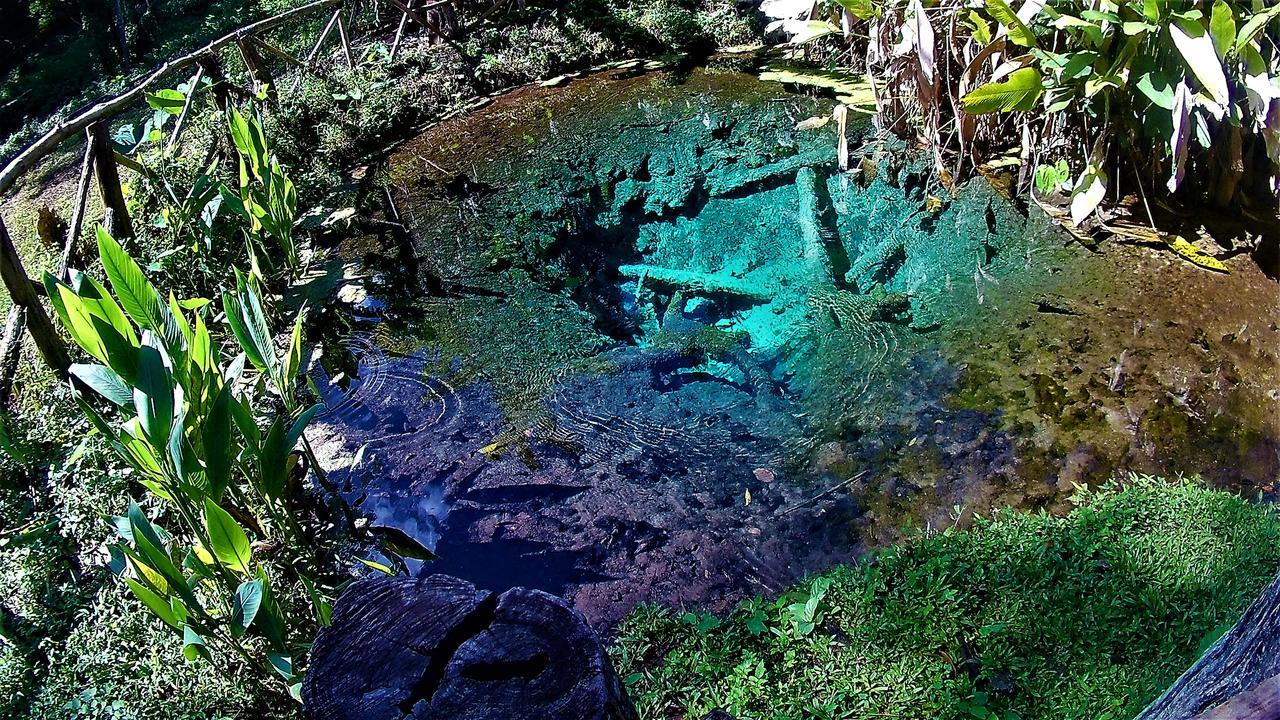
<box><xmin>1137</xmin><ymin>571</ymin><xmax>1280</xmax><ymax>720</ymax></box>
<box><xmin>303</xmin><ymin>574</ymin><xmax>639</xmax><ymax>720</ymax></box>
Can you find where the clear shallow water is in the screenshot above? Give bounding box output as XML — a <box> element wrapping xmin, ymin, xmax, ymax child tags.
<box><xmin>306</xmin><ymin>65</ymin><xmax>1280</xmax><ymax>625</ymax></box>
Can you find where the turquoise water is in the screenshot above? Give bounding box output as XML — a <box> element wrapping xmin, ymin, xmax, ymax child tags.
<box><xmin>306</xmin><ymin>66</ymin><xmax>1280</xmax><ymax>624</ymax></box>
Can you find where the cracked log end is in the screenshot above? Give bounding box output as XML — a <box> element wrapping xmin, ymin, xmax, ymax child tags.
<box><xmin>302</xmin><ymin>574</ymin><xmax>639</xmax><ymax>720</ymax></box>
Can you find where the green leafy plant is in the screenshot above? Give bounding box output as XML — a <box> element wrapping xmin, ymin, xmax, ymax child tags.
<box><xmin>41</xmin><ymin>226</ymin><xmax>329</xmax><ymax>698</ymax></box>
<box><xmin>222</xmin><ymin>107</ymin><xmax>300</xmax><ymax>270</ymax></box>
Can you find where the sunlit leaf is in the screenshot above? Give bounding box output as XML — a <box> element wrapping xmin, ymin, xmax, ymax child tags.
<box><xmin>961</xmin><ymin>67</ymin><xmax>1044</xmax><ymax>113</ymax></box>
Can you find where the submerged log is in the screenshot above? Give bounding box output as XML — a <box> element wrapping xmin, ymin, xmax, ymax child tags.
<box><xmin>1137</xmin><ymin>571</ymin><xmax>1280</xmax><ymax>720</ymax></box>
<box><xmin>303</xmin><ymin>575</ymin><xmax>639</xmax><ymax>720</ymax></box>
<box><xmin>618</xmin><ymin>264</ymin><xmax>770</xmax><ymax>302</ymax></box>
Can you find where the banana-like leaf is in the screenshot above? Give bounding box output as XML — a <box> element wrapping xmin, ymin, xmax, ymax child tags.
<box><xmin>986</xmin><ymin>0</ymin><xmax>1037</xmax><ymax>47</ymax></box>
<box><xmin>68</xmin><ymin>269</ymin><xmax>137</xmax><ymax>347</ymax></box>
<box><xmin>98</xmin><ymin>227</ymin><xmax>167</xmax><ymax>336</ymax></box>
<box><xmin>126</xmin><ymin>578</ymin><xmax>180</xmax><ymax>628</ymax></box>
<box><xmin>1170</xmin><ymin>20</ymin><xmax>1229</xmax><ymax>108</ymax></box>
<box><xmin>230</xmin><ymin>579</ymin><xmax>263</xmax><ymax>638</ymax></box>
<box><xmin>203</xmin><ymin>498</ymin><xmax>253</xmax><ymax>575</ymax></box>
<box><xmin>134</xmin><ymin>340</ymin><xmax>176</xmax><ymax>450</ymax></box>
<box><xmin>70</xmin><ymin>363</ymin><xmax>132</xmax><ymax>407</ymax></box>
<box><xmin>961</xmin><ymin>67</ymin><xmax>1045</xmax><ymax>113</ymax></box>
<box><xmin>259</xmin><ymin>416</ymin><xmax>288</xmax><ymax>500</ymax></box>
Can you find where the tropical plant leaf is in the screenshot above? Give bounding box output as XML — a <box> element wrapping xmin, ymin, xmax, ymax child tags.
<box><xmin>1236</xmin><ymin>5</ymin><xmax>1280</xmax><ymax>51</ymax></box>
<box><xmin>70</xmin><ymin>363</ymin><xmax>132</xmax><ymax>407</ymax></box>
<box><xmin>203</xmin><ymin>498</ymin><xmax>252</xmax><ymax>574</ymax></box>
<box><xmin>986</xmin><ymin>0</ymin><xmax>1037</xmax><ymax>47</ymax></box>
<box><xmin>126</xmin><ymin>578</ymin><xmax>180</xmax><ymax>628</ymax></box>
<box><xmin>1070</xmin><ymin>164</ymin><xmax>1107</xmax><ymax>226</ymax></box>
<box><xmin>98</xmin><ymin>227</ymin><xmax>166</xmax><ymax>335</ymax></box>
<box><xmin>182</xmin><ymin>625</ymin><xmax>211</xmax><ymax>661</ymax></box>
<box><xmin>230</xmin><ymin>579</ymin><xmax>263</xmax><ymax>638</ymax></box>
<box><xmin>1170</xmin><ymin>20</ymin><xmax>1230</xmax><ymax>107</ymax></box>
<box><xmin>1209</xmin><ymin>1</ymin><xmax>1236</xmax><ymax>58</ymax></box>
<box><xmin>203</xmin><ymin>384</ymin><xmax>237</xmax><ymax>501</ymax></box>
<box><xmin>133</xmin><ymin>339</ymin><xmax>175</xmax><ymax>449</ymax></box>
<box><xmin>961</xmin><ymin>67</ymin><xmax>1044</xmax><ymax>113</ymax></box>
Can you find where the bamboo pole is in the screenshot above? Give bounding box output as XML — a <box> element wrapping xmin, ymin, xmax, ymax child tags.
<box><xmin>337</xmin><ymin>11</ymin><xmax>355</xmax><ymax>69</ymax></box>
<box><xmin>0</xmin><ymin>218</ymin><xmax>69</xmax><ymax>375</ymax></box>
<box><xmin>89</xmin><ymin>121</ymin><xmax>134</xmax><ymax>240</ymax></box>
<box><xmin>0</xmin><ymin>0</ymin><xmax>342</xmax><ymax>198</ymax></box>
<box><xmin>59</xmin><ymin>138</ymin><xmax>96</xmax><ymax>280</ymax></box>
<box><xmin>166</xmin><ymin>66</ymin><xmax>205</xmax><ymax>153</ymax></box>
<box><xmin>390</xmin><ymin>1</ymin><xmax>412</xmax><ymax>61</ymax></box>
<box><xmin>237</xmin><ymin>38</ymin><xmax>274</xmax><ymax>98</ymax></box>
<box><xmin>306</xmin><ymin>8</ymin><xmax>342</xmax><ymax>64</ymax></box>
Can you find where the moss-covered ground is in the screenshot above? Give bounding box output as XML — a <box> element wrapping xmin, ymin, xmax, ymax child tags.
<box><xmin>612</xmin><ymin>476</ymin><xmax>1280</xmax><ymax>720</ymax></box>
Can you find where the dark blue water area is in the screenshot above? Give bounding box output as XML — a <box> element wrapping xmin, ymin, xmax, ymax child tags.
<box><xmin>305</xmin><ymin>325</ymin><xmax>1028</xmax><ymax>625</ymax></box>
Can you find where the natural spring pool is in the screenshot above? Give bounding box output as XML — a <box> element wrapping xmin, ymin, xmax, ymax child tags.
<box><xmin>305</xmin><ymin>62</ymin><xmax>1280</xmax><ymax>625</ymax></box>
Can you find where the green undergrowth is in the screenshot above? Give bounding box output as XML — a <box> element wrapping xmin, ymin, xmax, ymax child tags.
<box><xmin>612</xmin><ymin>476</ymin><xmax>1280</xmax><ymax>720</ymax></box>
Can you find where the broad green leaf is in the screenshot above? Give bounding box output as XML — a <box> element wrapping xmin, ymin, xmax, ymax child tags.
<box><xmin>254</xmin><ymin>570</ymin><xmax>288</xmax><ymax>650</ymax></box>
<box><xmin>182</xmin><ymin>625</ymin><xmax>211</xmax><ymax>661</ymax></box>
<box><xmin>1136</xmin><ymin>71</ymin><xmax>1177</xmax><ymax>110</ymax></box>
<box><xmin>1210</xmin><ymin>1</ymin><xmax>1236</xmax><ymax>58</ymax></box>
<box><xmin>1170</xmin><ymin>20</ymin><xmax>1230</xmax><ymax>108</ymax></box>
<box><xmin>961</xmin><ymin>67</ymin><xmax>1045</xmax><ymax>113</ymax></box>
<box><xmin>203</xmin><ymin>498</ymin><xmax>252</xmax><ymax>574</ymax></box>
<box><xmin>986</xmin><ymin>0</ymin><xmax>1036</xmax><ymax>47</ymax></box>
<box><xmin>55</xmin><ymin>284</ymin><xmax>108</xmax><ymax>363</ymax></box>
<box><xmin>230</xmin><ymin>579</ymin><xmax>263</xmax><ymax>638</ymax></box>
<box><xmin>70</xmin><ymin>363</ymin><xmax>132</xmax><ymax>406</ymax></box>
<box><xmin>259</xmin><ymin>416</ymin><xmax>289</xmax><ymax>499</ymax></box>
<box><xmin>133</xmin><ymin>340</ymin><xmax>175</xmax><ymax>449</ymax></box>
<box><xmin>67</xmin><ymin>269</ymin><xmax>137</xmax><ymax>346</ymax></box>
<box><xmin>835</xmin><ymin>0</ymin><xmax>877</xmax><ymax>20</ymax></box>
<box><xmin>98</xmin><ymin>227</ymin><xmax>166</xmax><ymax>334</ymax></box>
<box><xmin>146</xmin><ymin>89</ymin><xmax>186</xmax><ymax>115</ymax></box>
<box><xmin>287</xmin><ymin>403</ymin><xmax>324</xmax><ymax>450</ymax></box>
<box><xmin>968</xmin><ymin>10</ymin><xmax>992</xmax><ymax>45</ymax></box>
<box><xmin>1236</xmin><ymin>5</ymin><xmax>1280</xmax><ymax>51</ymax></box>
<box><xmin>126</xmin><ymin>578</ymin><xmax>180</xmax><ymax>628</ymax></box>
<box><xmin>1070</xmin><ymin>164</ymin><xmax>1107</xmax><ymax>226</ymax></box>
<box><xmin>203</xmin><ymin>385</ymin><xmax>237</xmax><ymax>501</ymax></box>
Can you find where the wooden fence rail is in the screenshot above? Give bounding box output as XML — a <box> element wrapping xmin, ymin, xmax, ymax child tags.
<box><xmin>0</xmin><ymin>0</ymin><xmax>459</xmax><ymax>395</ymax></box>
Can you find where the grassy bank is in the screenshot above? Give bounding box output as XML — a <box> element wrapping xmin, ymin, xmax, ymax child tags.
<box><xmin>612</xmin><ymin>477</ymin><xmax>1280</xmax><ymax>720</ymax></box>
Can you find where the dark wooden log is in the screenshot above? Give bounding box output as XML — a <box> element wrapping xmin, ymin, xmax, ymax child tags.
<box><xmin>0</xmin><ymin>217</ymin><xmax>69</xmax><ymax>375</ymax></box>
<box><xmin>89</xmin><ymin>121</ymin><xmax>133</xmax><ymax>240</ymax></box>
<box><xmin>303</xmin><ymin>575</ymin><xmax>639</xmax><ymax>720</ymax></box>
<box><xmin>0</xmin><ymin>306</ymin><xmax>25</xmax><ymax>407</ymax></box>
<box><xmin>1137</xmin><ymin>572</ymin><xmax>1280</xmax><ymax>720</ymax></box>
<box><xmin>1191</xmin><ymin>673</ymin><xmax>1280</xmax><ymax>720</ymax></box>
<box><xmin>237</xmin><ymin>39</ymin><xmax>274</xmax><ymax>99</ymax></box>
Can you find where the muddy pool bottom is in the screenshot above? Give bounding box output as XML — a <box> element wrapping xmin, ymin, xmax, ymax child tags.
<box><xmin>305</xmin><ymin>63</ymin><xmax>1280</xmax><ymax>626</ymax></box>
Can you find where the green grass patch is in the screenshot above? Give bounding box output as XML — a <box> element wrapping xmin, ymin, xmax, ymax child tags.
<box><xmin>611</xmin><ymin>476</ymin><xmax>1280</xmax><ymax>720</ymax></box>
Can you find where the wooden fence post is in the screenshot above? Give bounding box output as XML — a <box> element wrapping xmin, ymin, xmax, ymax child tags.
<box><xmin>197</xmin><ymin>54</ymin><xmax>232</xmax><ymax>113</ymax></box>
<box><xmin>60</xmin><ymin>135</ymin><xmax>96</xmax><ymax>279</ymax></box>
<box><xmin>0</xmin><ymin>217</ymin><xmax>69</xmax><ymax>376</ymax></box>
<box><xmin>88</xmin><ymin>120</ymin><xmax>134</xmax><ymax>240</ymax></box>
<box><xmin>237</xmin><ymin>38</ymin><xmax>275</xmax><ymax>99</ymax></box>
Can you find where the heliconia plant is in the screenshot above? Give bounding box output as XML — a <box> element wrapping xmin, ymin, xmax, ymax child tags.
<box><xmin>41</xmin><ymin>226</ymin><xmax>330</xmax><ymax>698</ymax></box>
<box><xmin>222</xmin><ymin>106</ymin><xmax>300</xmax><ymax>270</ymax></box>
<box><xmin>768</xmin><ymin>0</ymin><xmax>1280</xmax><ymax>225</ymax></box>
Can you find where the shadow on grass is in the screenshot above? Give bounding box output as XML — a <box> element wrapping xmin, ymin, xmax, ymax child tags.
<box><xmin>612</xmin><ymin>475</ymin><xmax>1280</xmax><ymax>720</ymax></box>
